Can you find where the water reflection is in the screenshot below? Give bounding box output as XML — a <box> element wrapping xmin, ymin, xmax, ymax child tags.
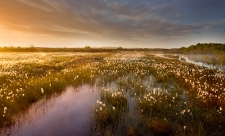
<box><xmin>4</xmin><ymin>84</ymin><xmax>99</xmax><ymax>136</ymax></box>
<box><xmin>154</xmin><ymin>54</ymin><xmax>225</xmax><ymax>73</ymax></box>
<box><xmin>179</xmin><ymin>55</ymin><xmax>225</xmax><ymax>73</ymax></box>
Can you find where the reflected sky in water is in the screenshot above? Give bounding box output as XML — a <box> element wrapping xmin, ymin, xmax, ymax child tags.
<box><xmin>154</xmin><ymin>54</ymin><xmax>225</xmax><ymax>73</ymax></box>
<box><xmin>179</xmin><ymin>55</ymin><xmax>225</xmax><ymax>73</ymax></box>
<box><xmin>8</xmin><ymin>84</ymin><xmax>99</xmax><ymax>136</ymax></box>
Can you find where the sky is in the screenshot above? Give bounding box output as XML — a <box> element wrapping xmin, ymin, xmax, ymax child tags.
<box><xmin>0</xmin><ymin>0</ymin><xmax>225</xmax><ymax>48</ymax></box>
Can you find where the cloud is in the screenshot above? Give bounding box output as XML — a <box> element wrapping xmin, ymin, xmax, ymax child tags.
<box><xmin>0</xmin><ymin>0</ymin><xmax>224</xmax><ymax>43</ymax></box>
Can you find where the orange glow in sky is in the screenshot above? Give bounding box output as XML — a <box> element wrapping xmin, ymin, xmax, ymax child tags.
<box><xmin>0</xmin><ymin>0</ymin><xmax>225</xmax><ymax>48</ymax></box>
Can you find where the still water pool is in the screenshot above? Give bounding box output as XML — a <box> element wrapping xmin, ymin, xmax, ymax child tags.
<box><xmin>6</xmin><ymin>84</ymin><xmax>99</xmax><ymax>136</ymax></box>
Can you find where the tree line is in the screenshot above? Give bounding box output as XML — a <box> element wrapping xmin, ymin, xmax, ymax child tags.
<box><xmin>179</xmin><ymin>43</ymin><xmax>225</xmax><ymax>52</ymax></box>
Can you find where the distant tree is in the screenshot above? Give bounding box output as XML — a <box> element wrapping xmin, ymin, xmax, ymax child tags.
<box><xmin>84</xmin><ymin>46</ymin><xmax>91</xmax><ymax>49</ymax></box>
<box><xmin>63</xmin><ymin>46</ymin><xmax>67</xmax><ymax>50</ymax></box>
<box><xmin>30</xmin><ymin>45</ymin><xmax>34</xmax><ymax>48</ymax></box>
<box><xmin>117</xmin><ymin>46</ymin><xmax>123</xmax><ymax>50</ymax></box>
<box><xmin>188</xmin><ymin>45</ymin><xmax>195</xmax><ymax>50</ymax></box>
<box><xmin>179</xmin><ymin>47</ymin><xmax>187</xmax><ymax>52</ymax></box>
<box><xmin>185</xmin><ymin>43</ymin><xmax>225</xmax><ymax>52</ymax></box>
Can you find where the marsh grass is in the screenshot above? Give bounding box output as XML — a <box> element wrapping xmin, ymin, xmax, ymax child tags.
<box><xmin>93</xmin><ymin>89</ymin><xmax>128</xmax><ymax>133</ymax></box>
<box><xmin>143</xmin><ymin>55</ymin><xmax>225</xmax><ymax>135</ymax></box>
<box><xmin>90</xmin><ymin>53</ymin><xmax>225</xmax><ymax>135</ymax></box>
<box><xmin>145</xmin><ymin>118</ymin><xmax>173</xmax><ymax>135</ymax></box>
<box><xmin>126</xmin><ymin>126</ymin><xmax>141</xmax><ymax>136</ymax></box>
<box><xmin>0</xmin><ymin>53</ymin><xmax>107</xmax><ymax>129</ymax></box>
<box><xmin>1</xmin><ymin>52</ymin><xmax>225</xmax><ymax>135</ymax></box>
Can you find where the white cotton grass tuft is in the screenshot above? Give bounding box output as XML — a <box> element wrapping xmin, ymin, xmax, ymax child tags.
<box><xmin>41</xmin><ymin>88</ymin><xmax>44</xmax><ymax>93</ymax></box>
<box><xmin>112</xmin><ymin>107</ymin><xmax>115</xmax><ymax>110</ymax></box>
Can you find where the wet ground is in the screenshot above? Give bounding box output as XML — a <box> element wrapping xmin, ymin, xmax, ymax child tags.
<box><xmin>1</xmin><ymin>52</ymin><xmax>224</xmax><ymax>136</ymax></box>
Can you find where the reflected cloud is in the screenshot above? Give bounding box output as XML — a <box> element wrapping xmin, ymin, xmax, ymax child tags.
<box><xmin>3</xmin><ymin>84</ymin><xmax>99</xmax><ymax>136</ymax></box>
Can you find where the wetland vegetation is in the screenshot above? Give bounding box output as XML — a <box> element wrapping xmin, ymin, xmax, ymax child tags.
<box><xmin>0</xmin><ymin>47</ymin><xmax>225</xmax><ymax>135</ymax></box>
